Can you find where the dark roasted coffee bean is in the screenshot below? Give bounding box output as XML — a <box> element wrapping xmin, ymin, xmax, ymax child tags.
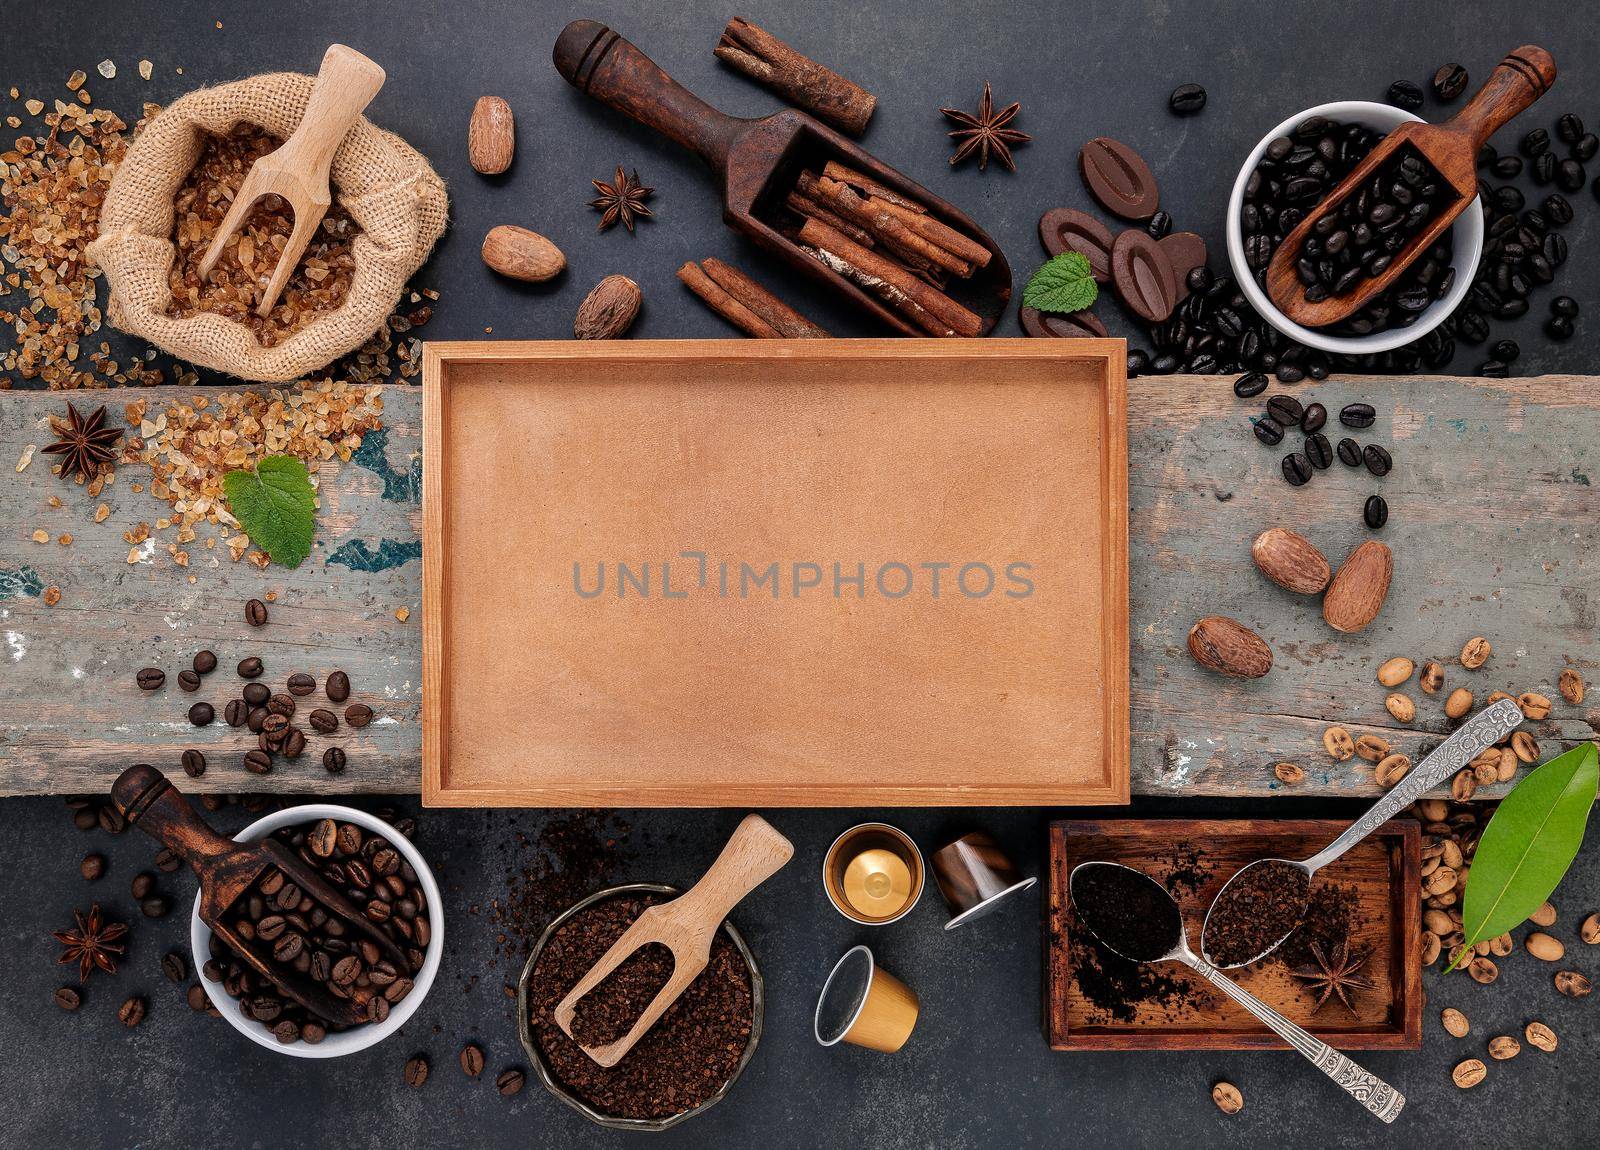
<box><xmin>1253</xmin><ymin>417</ymin><xmax>1285</xmax><ymax>446</ymax></box>
<box><xmin>1558</xmin><ymin>113</ymin><xmax>1586</xmax><ymax>144</ymax></box>
<box><xmin>1364</xmin><ymin>494</ymin><xmax>1389</xmax><ymax>530</ymax></box>
<box><xmin>1340</xmin><ymin>402</ymin><xmax>1376</xmax><ymax>429</ymax></box>
<box><xmin>177</xmin><ymin>669</ymin><xmax>201</xmax><ymax>692</ymax></box>
<box><xmin>309</xmin><ymin>708</ymin><xmax>339</xmax><ymax>735</ymax></box>
<box><xmin>1547</xmin><ymin>315</ymin><xmax>1575</xmax><ymax>339</ymax></box>
<box><xmin>1126</xmin><ymin>349</ymin><xmax>1149</xmax><ymax>377</ymax></box>
<box><xmin>1558</xmin><ymin>159</ymin><xmax>1586</xmax><ymax>192</ymax></box>
<box><xmin>1233</xmin><ymin>371</ymin><xmax>1268</xmax><ymax>398</ymax></box>
<box><xmin>1432</xmin><ymin>62</ymin><xmax>1468</xmax><ymax>101</ymax></box>
<box><xmin>1492</xmin><ymin>185</ymin><xmax>1525</xmax><ymax>213</ymax></box>
<box><xmin>142</xmin><ymin>895</ymin><xmax>169</xmax><ymax>918</ymax></box>
<box><xmin>155</xmin><ymin>847</ymin><xmax>180</xmax><ymax>873</ymax></box>
<box><xmin>1385</xmin><ymin>80</ymin><xmax>1424</xmax><ymax>110</ymax></box>
<box><xmin>161</xmin><ymin>951</ymin><xmax>188</xmax><ymax>983</ymax></box>
<box><xmin>323</xmin><ymin>747</ymin><xmax>348</xmax><ymax>774</ymax></box>
<box><xmin>1300</xmin><ymin>403</ymin><xmax>1327</xmax><ymax>434</ymax></box>
<box><xmin>1573</xmin><ymin>133</ymin><xmax>1599</xmax><ymax>162</ymax></box>
<box><xmin>54</xmin><ymin>986</ymin><xmax>81</xmax><ymax>1010</ymax></box>
<box><xmin>1265</xmin><ymin>395</ymin><xmax>1303</xmax><ymax>426</ymax></box>
<box><xmin>345</xmin><ymin>703</ymin><xmax>374</xmax><ymax>729</ymax></box>
<box><xmin>245</xmin><ymin>598</ymin><xmax>269</xmax><ymax>627</ymax></box>
<box><xmin>119</xmin><ymin>996</ymin><xmax>146</xmax><ymax>1027</ymax></box>
<box><xmin>302</xmin><ymin>1022</ymin><xmax>326</xmax><ymax>1045</ymax></box>
<box><xmin>98</xmin><ymin>804</ymin><xmax>126</xmax><ymax>834</ymax></box>
<box><xmin>1281</xmin><ymin>452</ymin><xmax>1313</xmax><ymax>486</ymax></box>
<box><xmin>272</xmin><ymin>933</ymin><xmax>304</xmax><ymax>963</ymax></box>
<box><xmin>244</xmin><ymin>749</ymin><xmax>273</xmax><ymax>775</ymax></box>
<box><xmin>80</xmin><ymin>852</ymin><xmax>105</xmax><ymax>880</ymax></box>
<box><xmin>247</xmin><ymin>706</ymin><xmax>268</xmax><ymax>733</ymax></box>
<box><xmin>1551</xmin><ymin>294</ymin><xmax>1580</xmax><ymax>318</ymax></box>
<box><xmin>1532</xmin><ymin>151</ymin><xmax>1556</xmax><ymax>184</ymax></box>
<box><xmin>273</xmin><ymin>1020</ymin><xmax>300</xmax><ymax>1045</ymax></box>
<box><xmin>1169</xmin><ymin>83</ymin><xmax>1206</xmax><ymax>115</ymax></box>
<box><xmin>287</xmin><ymin>672</ymin><xmax>316</xmax><ymax>697</ymax></box>
<box><xmin>1146</xmin><ymin>209</ymin><xmax>1173</xmax><ymax>239</ymax></box>
<box><xmin>308</xmin><ymin>819</ymin><xmax>338</xmax><ymax>858</ymax></box>
<box><xmin>131</xmin><ymin>871</ymin><xmax>155</xmax><ymax>899</ymax></box>
<box><xmin>262</xmin><ymin>713</ymin><xmax>289</xmax><ymax>737</ymax></box>
<box><xmin>187</xmin><ymin>983</ymin><xmax>210</xmax><ymax>1011</ymax></box>
<box><xmin>1491</xmin><ymin>339</ymin><xmax>1520</xmax><ymax>363</ymax></box>
<box><xmin>325</xmin><ymin>670</ymin><xmax>351</xmax><ymax>704</ymax></box>
<box><xmin>405</xmin><ymin>1056</ymin><xmax>430</xmax><ymax>1087</ymax></box>
<box><xmin>1275</xmin><ymin>364</ymin><xmax>1305</xmax><ymax>384</ymax></box>
<box><xmin>1305</xmin><ymin>433</ymin><xmax>1333</xmax><ymax>469</ymax></box>
<box><xmin>237</xmin><ymin>656</ymin><xmax>264</xmax><ymax>679</ymax></box>
<box><xmin>1479</xmin><ymin>359</ymin><xmax>1509</xmax><ymax>377</ymax></box>
<box><xmin>187</xmin><ymin>702</ymin><xmax>214</xmax><ymax>727</ymax></box>
<box><xmin>461</xmin><ymin>1044</ymin><xmax>486</xmax><ymax>1077</ymax></box>
<box><xmin>282</xmin><ymin>728</ymin><xmax>307</xmax><ymax>759</ymax></box>
<box><xmin>496</xmin><ymin>1068</ymin><xmax>526</xmax><ymax>1096</ymax></box>
<box><xmin>181</xmin><ymin>749</ymin><xmax>206</xmax><ymax>778</ymax></box>
<box><xmin>1336</xmin><ymin>437</ymin><xmax>1363</xmax><ymax>468</ymax></box>
<box><xmin>136</xmin><ymin>667</ymin><xmax>165</xmax><ymax>691</ymax></box>
<box><xmin>1491</xmin><ymin>155</ymin><xmax>1523</xmax><ymax>178</ymax></box>
<box><xmin>192</xmin><ymin>650</ymin><xmax>217</xmax><ymax>675</ymax></box>
<box><xmin>225</xmin><ymin>698</ymin><xmax>248</xmax><ymax>727</ymax></box>
<box><xmin>1456</xmin><ymin>310</ymin><xmax>1489</xmax><ymax>343</ymax></box>
<box><xmin>1363</xmin><ymin>444</ymin><xmax>1393</xmax><ymax>476</ymax></box>
<box><xmin>242</xmin><ymin>681</ymin><xmax>270</xmax><ymax>707</ymax></box>
<box><xmin>268</xmin><ymin>693</ymin><xmax>296</xmax><ymax>718</ymax></box>
<box><xmin>1522</xmin><ymin>128</ymin><xmax>1551</xmax><ymax>158</ymax></box>
<box><xmin>1543</xmin><ymin>193</ymin><xmax>1574</xmax><ymax>225</ymax></box>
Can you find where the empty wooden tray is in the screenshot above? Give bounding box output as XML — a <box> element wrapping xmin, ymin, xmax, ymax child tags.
<box><xmin>1045</xmin><ymin>819</ymin><xmax>1421</xmax><ymax>1051</ymax></box>
<box><xmin>422</xmin><ymin>340</ymin><xmax>1128</xmax><ymax>806</ymax></box>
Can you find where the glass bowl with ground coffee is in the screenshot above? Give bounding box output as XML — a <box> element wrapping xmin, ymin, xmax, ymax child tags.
<box><xmin>518</xmin><ymin>883</ymin><xmax>762</xmax><ymax>1132</ymax></box>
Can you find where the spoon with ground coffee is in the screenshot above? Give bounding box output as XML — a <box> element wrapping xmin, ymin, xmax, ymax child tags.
<box><xmin>1201</xmin><ymin>698</ymin><xmax>1523</xmax><ymax>968</ymax></box>
<box><xmin>1070</xmin><ymin>861</ymin><xmax>1405</xmax><ymax>1123</ymax></box>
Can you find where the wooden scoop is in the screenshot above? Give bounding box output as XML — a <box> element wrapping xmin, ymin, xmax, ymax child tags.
<box><xmin>554</xmin><ymin>814</ymin><xmax>793</xmax><ymax>1067</ymax></box>
<box><xmin>110</xmin><ymin>764</ymin><xmax>410</xmax><ymax>1027</ymax></box>
<box><xmin>196</xmin><ymin>43</ymin><xmax>385</xmax><ymax>318</ymax></box>
<box><xmin>1265</xmin><ymin>45</ymin><xmax>1555</xmax><ymax>328</ymax></box>
<box><xmin>554</xmin><ymin>19</ymin><xmax>1011</xmax><ymax>335</ymax></box>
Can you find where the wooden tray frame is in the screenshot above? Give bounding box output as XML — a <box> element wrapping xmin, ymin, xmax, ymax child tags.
<box><xmin>422</xmin><ymin>339</ymin><xmax>1128</xmax><ymax>807</ymax></box>
<box><xmin>1045</xmin><ymin>819</ymin><xmax>1422</xmax><ymax>1051</ymax></box>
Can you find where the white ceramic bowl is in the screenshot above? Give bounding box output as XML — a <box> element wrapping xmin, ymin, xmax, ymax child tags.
<box><xmin>189</xmin><ymin>804</ymin><xmax>443</xmax><ymax>1059</ymax></box>
<box><xmin>1226</xmin><ymin>100</ymin><xmax>1483</xmax><ymax>355</ymax></box>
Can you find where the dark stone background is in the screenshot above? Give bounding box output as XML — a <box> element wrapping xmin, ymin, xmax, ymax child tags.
<box><xmin>1</xmin><ymin>2</ymin><xmax>1596</xmax><ymax>1147</ymax></box>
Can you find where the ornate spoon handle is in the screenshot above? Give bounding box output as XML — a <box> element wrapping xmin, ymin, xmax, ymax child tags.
<box><xmin>1184</xmin><ymin>953</ymin><xmax>1406</xmax><ymax>1124</ymax></box>
<box><xmin>1304</xmin><ymin>697</ymin><xmax>1524</xmax><ymax>873</ymax></box>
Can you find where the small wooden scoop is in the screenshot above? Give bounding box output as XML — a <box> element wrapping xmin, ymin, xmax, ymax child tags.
<box><xmin>196</xmin><ymin>43</ymin><xmax>386</xmax><ymax>318</ymax></box>
<box><xmin>1266</xmin><ymin>45</ymin><xmax>1555</xmax><ymax>328</ymax></box>
<box><xmin>554</xmin><ymin>19</ymin><xmax>1011</xmax><ymax>335</ymax></box>
<box><xmin>554</xmin><ymin>814</ymin><xmax>792</xmax><ymax>1067</ymax></box>
<box><xmin>111</xmin><ymin>764</ymin><xmax>410</xmax><ymax>1027</ymax></box>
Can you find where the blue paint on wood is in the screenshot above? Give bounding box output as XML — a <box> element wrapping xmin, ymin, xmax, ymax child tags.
<box><xmin>0</xmin><ymin>567</ymin><xmax>43</xmax><ymax>600</ymax></box>
<box><xmin>326</xmin><ymin>538</ymin><xmax>422</xmax><ymax>572</ymax></box>
<box><xmin>349</xmin><ymin>428</ymin><xmax>421</xmax><ymax>503</ymax></box>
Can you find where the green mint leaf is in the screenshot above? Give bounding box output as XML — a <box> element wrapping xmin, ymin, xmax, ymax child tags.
<box><xmin>222</xmin><ymin>455</ymin><xmax>317</xmax><ymax>569</ymax></box>
<box><xmin>1022</xmin><ymin>251</ymin><xmax>1098</xmax><ymax>315</ymax></box>
<box><xmin>1446</xmin><ymin>741</ymin><xmax>1598</xmax><ymax>970</ymax></box>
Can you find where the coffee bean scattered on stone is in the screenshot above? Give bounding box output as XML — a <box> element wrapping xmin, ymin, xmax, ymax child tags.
<box><xmin>80</xmin><ymin>852</ymin><xmax>105</xmax><ymax>881</ymax></box>
<box><xmin>1364</xmin><ymin>494</ymin><xmax>1389</xmax><ymax>529</ymax></box>
<box><xmin>405</xmin><ymin>1056</ymin><xmax>430</xmax><ymax>1087</ymax></box>
<box><xmin>1336</xmin><ymin>437</ymin><xmax>1363</xmax><ymax>467</ymax></box>
<box><xmin>1282</xmin><ymin>452</ymin><xmax>1313</xmax><ymax>486</ymax></box>
<box><xmin>246</xmin><ymin>599</ymin><xmax>269</xmax><ymax>627</ymax></box>
<box><xmin>1432</xmin><ymin>63</ymin><xmax>1468</xmax><ymax>102</ymax></box>
<box><xmin>243</xmin><ymin>682</ymin><xmax>270</xmax><ymax>706</ymax></box>
<box><xmin>345</xmin><ymin>703</ymin><xmax>374</xmax><ymax>729</ymax></box>
<box><xmin>244</xmin><ymin>749</ymin><xmax>273</xmax><ymax>775</ymax></box>
<box><xmin>182</xmin><ymin>749</ymin><xmax>207</xmax><ymax>778</ymax></box>
<box><xmin>119</xmin><ymin>996</ymin><xmax>147</xmax><ymax>1027</ymax></box>
<box><xmin>54</xmin><ymin>986</ymin><xmax>81</xmax><ymax>1010</ymax></box>
<box><xmin>187</xmin><ymin>702</ymin><xmax>214</xmax><ymax>727</ymax></box>
<box><xmin>1253</xmin><ymin>417</ymin><xmax>1284</xmax><ymax>447</ymax></box>
<box><xmin>193</xmin><ymin>650</ymin><xmax>218</xmax><ymax>674</ymax></box>
<box><xmin>496</xmin><ymin>1067</ymin><xmax>526</xmax><ymax>1096</ymax></box>
<box><xmin>309</xmin><ymin>709</ymin><xmax>339</xmax><ymax>735</ymax></box>
<box><xmin>288</xmin><ymin>673</ymin><xmax>316</xmax><ymax>696</ymax></box>
<box><xmin>162</xmin><ymin>951</ymin><xmax>188</xmax><ymax>983</ymax></box>
<box><xmin>1385</xmin><ymin>79</ymin><xmax>1424</xmax><ymax>110</ymax></box>
<box><xmin>323</xmin><ymin>747</ymin><xmax>348</xmax><ymax>774</ymax></box>
<box><xmin>1340</xmin><ymin>402</ymin><xmax>1376</xmax><ymax>428</ymax></box>
<box><xmin>136</xmin><ymin>667</ymin><xmax>165</xmax><ymax>691</ymax></box>
<box><xmin>131</xmin><ymin>871</ymin><xmax>155</xmax><ymax>899</ymax></box>
<box><xmin>238</xmin><ymin>657</ymin><xmax>264</xmax><ymax>679</ymax></box>
<box><xmin>461</xmin><ymin>1044</ymin><xmax>486</xmax><ymax>1077</ymax></box>
<box><xmin>325</xmin><ymin>671</ymin><xmax>351</xmax><ymax>703</ymax></box>
<box><xmin>1305</xmin><ymin>432</ymin><xmax>1333</xmax><ymax>469</ymax></box>
<box><xmin>1168</xmin><ymin>83</ymin><xmax>1206</xmax><ymax>116</ymax></box>
<box><xmin>177</xmin><ymin>669</ymin><xmax>201</xmax><ymax>692</ymax></box>
<box><xmin>225</xmin><ymin>699</ymin><xmax>248</xmax><ymax>727</ymax></box>
<box><xmin>142</xmin><ymin>895</ymin><xmax>170</xmax><ymax>918</ymax></box>
<box><xmin>1363</xmin><ymin>444</ymin><xmax>1393</xmax><ymax>476</ymax></box>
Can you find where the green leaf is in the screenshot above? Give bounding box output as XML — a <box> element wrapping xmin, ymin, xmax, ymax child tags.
<box><xmin>1447</xmin><ymin>741</ymin><xmax>1598</xmax><ymax>969</ymax></box>
<box><xmin>1023</xmin><ymin>252</ymin><xmax>1099</xmax><ymax>315</ymax></box>
<box><xmin>222</xmin><ymin>455</ymin><xmax>317</xmax><ymax>569</ymax></box>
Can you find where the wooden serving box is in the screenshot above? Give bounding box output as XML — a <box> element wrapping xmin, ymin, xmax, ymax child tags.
<box><xmin>1045</xmin><ymin>819</ymin><xmax>1421</xmax><ymax>1051</ymax></box>
<box><xmin>422</xmin><ymin>340</ymin><xmax>1128</xmax><ymax>807</ymax></box>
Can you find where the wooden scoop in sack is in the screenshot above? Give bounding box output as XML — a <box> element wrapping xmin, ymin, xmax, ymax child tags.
<box><xmin>554</xmin><ymin>814</ymin><xmax>793</xmax><ymax>1067</ymax></box>
<box><xmin>197</xmin><ymin>43</ymin><xmax>385</xmax><ymax>317</ymax></box>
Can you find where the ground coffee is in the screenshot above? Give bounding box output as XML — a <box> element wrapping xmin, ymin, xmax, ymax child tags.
<box><xmin>1202</xmin><ymin>859</ymin><xmax>1311</xmax><ymax>967</ymax></box>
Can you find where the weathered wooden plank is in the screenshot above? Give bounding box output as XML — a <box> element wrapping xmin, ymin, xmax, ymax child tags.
<box><xmin>1</xmin><ymin>372</ymin><xmax>1595</xmax><ymax>798</ymax></box>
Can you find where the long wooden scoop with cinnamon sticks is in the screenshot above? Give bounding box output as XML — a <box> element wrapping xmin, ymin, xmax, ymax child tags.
<box><xmin>554</xmin><ymin>18</ymin><xmax>1010</xmax><ymax>335</ymax></box>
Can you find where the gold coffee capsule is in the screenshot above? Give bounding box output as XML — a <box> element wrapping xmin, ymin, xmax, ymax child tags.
<box><xmin>822</xmin><ymin>823</ymin><xmax>924</xmax><ymax>925</ymax></box>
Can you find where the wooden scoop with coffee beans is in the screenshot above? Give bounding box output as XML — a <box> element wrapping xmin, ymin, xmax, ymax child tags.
<box><xmin>553</xmin><ymin>814</ymin><xmax>793</xmax><ymax>1067</ymax></box>
<box><xmin>111</xmin><ymin>763</ymin><xmax>411</xmax><ymax>1026</ymax></box>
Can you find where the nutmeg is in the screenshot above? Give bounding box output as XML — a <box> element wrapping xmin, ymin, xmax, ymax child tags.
<box><xmin>1187</xmin><ymin>616</ymin><xmax>1272</xmax><ymax>679</ymax></box>
<box><xmin>481</xmin><ymin>225</ymin><xmax>565</xmax><ymax>282</ymax></box>
<box><xmin>1250</xmin><ymin>527</ymin><xmax>1331</xmax><ymax>595</ymax></box>
<box><xmin>1323</xmin><ymin>540</ymin><xmax>1392</xmax><ymax>633</ymax></box>
<box><xmin>574</xmin><ymin>274</ymin><xmax>642</xmax><ymax>340</ymax></box>
<box><xmin>468</xmin><ymin>96</ymin><xmax>515</xmax><ymax>174</ymax></box>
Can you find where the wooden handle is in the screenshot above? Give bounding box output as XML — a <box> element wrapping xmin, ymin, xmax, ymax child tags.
<box><xmin>276</xmin><ymin>43</ymin><xmax>386</xmax><ymax>181</ymax></box>
<box><xmin>1450</xmin><ymin>46</ymin><xmax>1556</xmax><ymax>149</ymax></box>
<box><xmin>673</xmin><ymin>813</ymin><xmax>794</xmax><ymax>930</ymax></box>
<box><xmin>554</xmin><ymin>19</ymin><xmax>744</xmax><ymax>174</ymax></box>
<box><xmin>111</xmin><ymin>764</ymin><xmax>244</xmax><ymax>874</ymax></box>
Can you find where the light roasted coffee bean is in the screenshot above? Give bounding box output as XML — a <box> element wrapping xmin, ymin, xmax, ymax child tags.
<box><xmin>1419</xmin><ymin>661</ymin><xmax>1444</xmax><ymax>694</ymax></box>
<box><xmin>1445</xmin><ymin>687</ymin><xmax>1473</xmax><ymax>719</ymax></box>
<box><xmin>1211</xmin><ymin>1082</ymin><xmax>1243</xmax><ymax>1114</ymax></box>
<box><xmin>1323</xmin><ymin>727</ymin><xmax>1354</xmax><ymax>760</ymax></box>
<box><xmin>1355</xmin><ymin>734</ymin><xmax>1389</xmax><ymax>762</ymax></box>
<box><xmin>1525</xmin><ymin>931</ymin><xmax>1565</xmax><ymax>961</ymax></box>
<box><xmin>1554</xmin><ymin>970</ymin><xmax>1591</xmax><ymax>997</ymax></box>
<box><xmin>1525</xmin><ymin>1021</ymin><xmax>1557</xmax><ymax>1051</ymax></box>
<box><xmin>1385</xmin><ymin>693</ymin><xmax>1416</xmax><ymax>722</ymax></box>
<box><xmin>1559</xmin><ymin>667</ymin><xmax>1585</xmax><ymax>704</ymax></box>
<box><xmin>1488</xmin><ymin>1035</ymin><xmax>1520</xmax><ymax>1060</ymax></box>
<box><xmin>1460</xmin><ymin>636</ymin><xmax>1491</xmax><ymax>668</ymax></box>
<box><xmin>1273</xmin><ymin>761</ymin><xmax>1304</xmax><ymax>784</ymax></box>
<box><xmin>1441</xmin><ymin>1007</ymin><xmax>1469</xmax><ymax>1037</ymax></box>
<box><xmin>1518</xmin><ymin>691</ymin><xmax>1552</xmax><ymax>719</ymax></box>
<box><xmin>1377</xmin><ymin>656</ymin><xmax>1413</xmax><ymax>686</ymax></box>
<box><xmin>1452</xmin><ymin>1058</ymin><xmax>1487</xmax><ymax>1088</ymax></box>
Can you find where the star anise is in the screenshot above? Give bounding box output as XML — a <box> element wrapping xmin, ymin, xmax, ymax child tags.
<box><xmin>589</xmin><ymin>165</ymin><xmax>654</xmax><ymax>233</ymax></box>
<box><xmin>52</xmin><ymin>904</ymin><xmax>128</xmax><ymax>982</ymax></box>
<box><xmin>1290</xmin><ymin>940</ymin><xmax>1374</xmax><ymax>1015</ymax></box>
<box><xmin>40</xmin><ymin>401</ymin><xmax>121</xmax><ymax>481</ymax></box>
<box><xmin>940</xmin><ymin>81</ymin><xmax>1031</xmax><ymax>173</ymax></box>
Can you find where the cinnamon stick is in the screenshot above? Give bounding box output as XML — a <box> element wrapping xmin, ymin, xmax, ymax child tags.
<box><xmin>715</xmin><ymin>17</ymin><xmax>876</xmax><ymax>136</ymax></box>
<box><xmin>871</xmin><ymin>198</ymin><xmax>992</xmax><ymax>269</ymax></box>
<box><xmin>820</xmin><ymin>160</ymin><xmax>926</xmax><ymax>213</ymax></box>
<box><xmin>784</xmin><ymin>190</ymin><xmax>876</xmax><ymax>247</ymax></box>
<box><xmin>798</xmin><ymin>217</ymin><xmax>983</xmax><ymax>338</ymax></box>
<box><xmin>799</xmin><ymin>172</ymin><xmax>973</xmax><ymax>277</ymax></box>
<box><xmin>699</xmin><ymin>258</ymin><xmax>830</xmax><ymax>338</ymax></box>
<box><xmin>677</xmin><ymin>261</ymin><xmax>781</xmax><ymax>338</ymax></box>
<box><xmin>801</xmin><ymin>242</ymin><xmax>951</xmax><ymax>337</ymax></box>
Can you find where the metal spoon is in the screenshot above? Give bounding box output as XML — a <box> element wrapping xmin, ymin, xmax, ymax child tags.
<box><xmin>1201</xmin><ymin>698</ymin><xmax>1523</xmax><ymax>969</ymax></box>
<box><xmin>1069</xmin><ymin>861</ymin><xmax>1406</xmax><ymax>1124</ymax></box>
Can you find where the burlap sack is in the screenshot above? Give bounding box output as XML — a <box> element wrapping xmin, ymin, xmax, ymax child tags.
<box><xmin>88</xmin><ymin>71</ymin><xmax>448</xmax><ymax>383</ymax></box>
